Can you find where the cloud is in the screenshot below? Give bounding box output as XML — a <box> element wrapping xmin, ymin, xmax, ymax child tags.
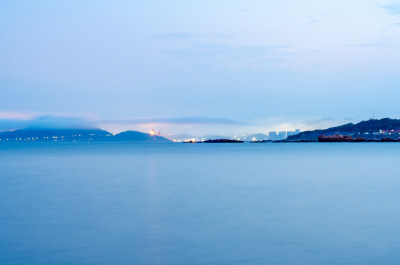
<box><xmin>164</xmin><ymin>44</ymin><xmax>290</xmax><ymax>65</ymax></box>
<box><xmin>304</xmin><ymin>16</ymin><xmax>318</xmax><ymax>25</ymax></box>
<box><xmin>347</xmin><ymin>42</ymin><xmax>384</xmax><ymax>48</ymax></box>
<box><xmin>299</xmin><ymin>117</ymin><xmax>335</xmax><ymax>126</ymax></box>
<box><xmin>0</xmin><ymin>113</ymin><xmax>248</xmax><ymax>132</ymax></box>
<box><xmin>147</xmin><ymin>32</ymin><xmax>232</xmax><ymax>42</ymax></box>
<box><xmin>293</xmin><ymin>117</ymin><xmax>357</xmax><ymax>131</ymax></box>
<box><xmin>256</xmin><ymin>117</ymin><xmax>353</xmax><ymax>133</ymax></box>
<box><xmin>0</xmin><ymin>111</ymin><xmax>37</xmax><ymax>120</ymax></box>
<box><xmin>382</xmin><ymin>4</ymin><xmax>400</xmax><ymax>15</ymax></box>
<box><xmin>147</xmin><ymin>33</ymin><xmax>203</xmax><ymax>41</ymax></box>
<box><xmin>102</xmin><ymin>116</ymin><xmax>249</xmax><ymax>126</ymax></box>
<box><xmin>0</xmin><ymin>114</ymin><xmax>93</xmax><ymax>131</ymax></box>
<box><xmin>213</xmin><ymin>33</ymin><xmax>232</xmax><ymax>39</ymax></box>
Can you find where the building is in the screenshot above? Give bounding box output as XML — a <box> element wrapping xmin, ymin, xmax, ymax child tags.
<box><xmin>268</xmin><ymin>129</ymin><xmax>301</xmax><ymax>140</ymax></box>
<box><xmin>268</xmin><ymin>131</ymin><xmax>278</xmax><ymax>140</ymax></box>
<box><xmin>278</xmin><ymin>131</ymin><xmax>287</xmax><ymax>139</ymax></box>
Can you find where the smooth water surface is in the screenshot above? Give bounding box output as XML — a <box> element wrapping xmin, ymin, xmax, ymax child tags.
<box><xmin>1</xmin><ymin>143</ymin><xmax>400</xmax><ymax>265</ymax></box>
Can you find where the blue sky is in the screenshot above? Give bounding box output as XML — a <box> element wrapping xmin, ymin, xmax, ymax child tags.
<box><xmin>2</xmin><ymin>0</ymin><xmax>400</xmax><ymax>135</ymax></box>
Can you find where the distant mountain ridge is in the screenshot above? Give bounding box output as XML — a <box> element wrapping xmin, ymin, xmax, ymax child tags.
<box><xmin>243</xmin><ymin>133</ymin><xmax>269</xmax><ymax>141</ymax></box>
<box><xmin>0</xmin><ymin>128</ymin><xmax>171</xmax><ymax>142</ymax></box>
<box><xmin>288</xmin><ymin>118</ymin><xmax>400</xmax><ymax>140</ymax></box>
<box><xmin>113</xmin><ymin>131</ymin><xmax>170</xmax><ymax>142</ymax></box>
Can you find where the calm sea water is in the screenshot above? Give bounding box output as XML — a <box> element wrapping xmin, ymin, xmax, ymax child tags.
<box><xmin>1</xmin><ymin>142</ymin><xmax>400</xmax><ymax>265</ymax></box>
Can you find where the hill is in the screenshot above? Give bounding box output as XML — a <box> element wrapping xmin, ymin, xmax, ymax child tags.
<box><xmin>0</xmin><ymin>128</ymin><xmax>112</xmax><ymax>142</ymax></box>
<box><xmin>0</xmin><ymin>128</ymin><xmax>171</xmax><ymax>143</ymax></box>
<box><xmin>287</xmin><ymin>118</ymin><xmax>400</xmax><ymax>141</ymax></box>
<box><xmin>243</xmin><ymin>133</ymin><xmax>269</xmax><ymax>141</ymax></box>
<box><xmin>113</xmin><ymin>131</ymin><xmax>171</xmax><ymax>142</ymax></box>
<box><xmin>203</xmin><ymin>134</ymin><xmax>232</xmax><ymax>140</ymax></box>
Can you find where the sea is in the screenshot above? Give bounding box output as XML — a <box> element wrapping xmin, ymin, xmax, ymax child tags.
<box><xmin>1</xmin><ymin>142</ymin><xmax>400</xmax><ymax>265</ymax></box>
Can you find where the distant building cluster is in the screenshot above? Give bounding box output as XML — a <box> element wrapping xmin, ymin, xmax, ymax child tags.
<box><xmin>379</xmin><ymin>129</ymin><xmax>400</xmax><ymax>135</ymax></box>
<box><xmin>0</xmin><ymin>133</ymin><xmax>113</xmax><ymax>142</ymax></box>
<box><xmin>0</xmin><ymin>128</ymin><xmax>304</xmax><ymax>143</ymax></box>
<box><xmin>268</xmin><ymin>129</ymin><xmax>300</xmax><ymax>140</ymax></box>
<box><xmin>171</xmin><ymin>137</ymin><xmax>206</xmax><ymax>143</ymax></box>
<box><xmin>166</xmin><ymin>129</ymin><xmax>302</xmax><ymax>142</ymax></box>
<box><xmin>344</xmin><ymin>130</ymin><xmax>400</xmax><ymax>139</ymax></box>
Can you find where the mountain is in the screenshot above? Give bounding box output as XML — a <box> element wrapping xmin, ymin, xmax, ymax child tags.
<box><xmin>168</xmin><ymin>133</ymin><xmax>197</xmax><ymax>142</ymax></box>
<box><xmin>203</xmin><ymin>134</ymin><xmax>232</xmax><ymax>140</ymax></box>
<box><xmin>0</xmin><ymin>128</ymin><xmax>112</xmax><ymax>142</ymax></box>
<box><xmin>113</xmin><ymin>131</ymin><xmax>170</xmax><ymax>142</ymax></box>
<box><xmin>287</xmin><ymin>118</ymin><xmax>400</xmax><ymax>141</ymax></box>
<box><xmin>243</xmin><ymin>133</ymin><xmax>269</xmax><ymax>141</ymax></box>
<box><xmin>0</xmin><ymin>128</ymin><xmax>171</xmax><ymax>142</ymax></box>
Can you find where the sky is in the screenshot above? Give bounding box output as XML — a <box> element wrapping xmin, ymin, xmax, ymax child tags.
<box><xmin>1</xmin><ymin>0</ymin><xmax>400</xmax><ymax>135</ymax></box>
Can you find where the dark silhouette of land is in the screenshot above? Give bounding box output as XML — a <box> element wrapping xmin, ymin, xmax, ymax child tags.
<box><xmin>288</xmin><ymin>118</ymin><xmax>400</xmax><ymax>141</ymax></box>
<box><xmin>3</xmin><ymin>118</ymin><xmax>400</xmax><ymax>144</ymax></box>
<box><xmin>203</xmin><ymin>139</ymin><xmax>244</xmax><ymax>143</ymax></box>
<box><xmin>317</xmin><ymin>135</ymin><xmax>399</xmax><ymax>142</ymax></box>
<box><xmin>0</xmin><ymin>128</ymin><xmax>171</xmax><ymax>143</ymax></box>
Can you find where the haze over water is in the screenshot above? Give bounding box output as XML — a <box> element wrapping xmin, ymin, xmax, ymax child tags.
<box><xmin>1</xmin><ymin>143</ymin><xmax>400</xmax><ymax>265</ymax></box>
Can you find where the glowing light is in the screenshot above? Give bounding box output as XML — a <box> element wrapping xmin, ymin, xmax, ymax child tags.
<box><xmin>150</xmin><ymin>129</ymin><xmax>156</xmax><ymax>136</ymax></box>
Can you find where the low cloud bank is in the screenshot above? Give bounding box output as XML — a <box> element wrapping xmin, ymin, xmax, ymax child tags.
<box><xmin>0</xmin><ymin>113</ymin><xmax>248</xmax><ymax>132</ymax></box>
<box><xmin>0</xmin><ymin>115</ymin><xmax>93</xmax><ymax>131</ymax></box>
<box><xmin>101</xmin><ymin>116</ymin><xmax>248</xmax><ymax>126</ymax></box>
